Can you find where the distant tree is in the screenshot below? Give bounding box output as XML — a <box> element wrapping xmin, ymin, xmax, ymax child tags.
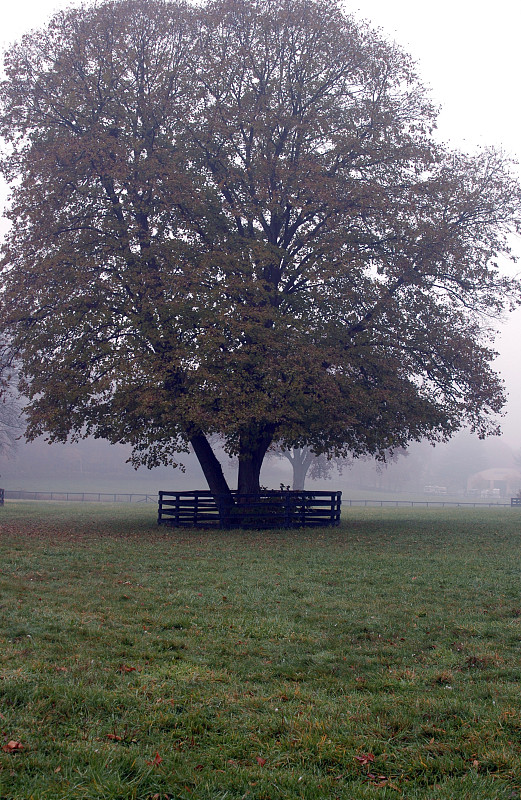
<box><xmin>0</xmin><ymin>398</ymin><xmax>22</xmax><ymax>458</ymax></box>
<box><xmin>1</xmin><ymin>0</ymin><xmax>520</xmax><ymax>516</ymax></box>
<box><xmin>0</xmin><ymin>338</ymin><xmax>22</xmax><ymax>458</ymax></box>
<box><xmin>274</xmin><ymin>446</ymin><xmax>351</xmax><ymax>491</ymax></box>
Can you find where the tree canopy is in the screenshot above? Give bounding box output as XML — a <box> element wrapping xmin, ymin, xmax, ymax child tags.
<box><xmin>1</xmin><ymin>0</ymin><xmax>520</xmax><ymax>500</ymax></box>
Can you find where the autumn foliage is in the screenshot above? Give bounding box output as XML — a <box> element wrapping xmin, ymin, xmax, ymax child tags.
<box><xmin>1</xmin><ymin>0</ymin><xmax>520</xmax><ymax>498</ymax></box>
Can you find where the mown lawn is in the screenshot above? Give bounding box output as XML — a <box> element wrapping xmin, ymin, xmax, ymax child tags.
<box><xmin>0</xmin><ymin>501</ymin><xmax>520</xmax><ymax>799</ymax></box>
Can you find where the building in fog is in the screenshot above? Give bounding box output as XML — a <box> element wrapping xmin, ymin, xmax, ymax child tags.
<box><xmin>467</xmin><ymin>467</ymin><xmax>521</xmax><ymax>498</ymax></box>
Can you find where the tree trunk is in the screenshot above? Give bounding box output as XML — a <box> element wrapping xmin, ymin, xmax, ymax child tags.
<box><xmin>190</xmin><ymin>433</ymin><xmax>234</xmax><ymax>522</ymax></box>
<box><xmin>283</xmin><ymin>447</ymin><xmax>315</xmax><ymax>490</ymax></box>
<box><xmin>292</xmin><ymin>456</ymin><xmax>308</xmax><ymax>491</ymax></box>
<box><xmin>191</xmin><ymin>427</ymin><xmax>274</xmax><ymax>526</ymax></box>
<box><xmin>237</xmin><ymin>425</ymin><xmax>275</xmax><ymax>495</ymax></box>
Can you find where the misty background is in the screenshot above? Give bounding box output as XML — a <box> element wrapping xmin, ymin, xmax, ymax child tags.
<box><xmin>1</xmin><ymin>432</ymin><xmax>520</xmax><ymax>499</ymax></box>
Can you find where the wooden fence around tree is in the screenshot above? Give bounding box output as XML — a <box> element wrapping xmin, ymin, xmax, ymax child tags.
<box><xmin>158</xmin><ymin>490</ymin><xmax>342</xmax><ymax>529</ymax></box>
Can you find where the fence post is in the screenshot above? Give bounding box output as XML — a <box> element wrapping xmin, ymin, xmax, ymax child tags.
<box><xmin>283</xmin><ymin>492</ymin><xmax>292</xmax><ymax>528</ymax></box>
<box><xmin>158</xmin><ymin>492</ymin><xmax>163</xmax><ymax>525</ymax></box>
<box><xmin>333</xmin><ymin>491</ymin><xmax>341</xmax><ymax>524</ymax></box>
<box><xmin>175</xmin><ymin>493</ymin><xmax>180</xmax><ymax>527</ymax></box>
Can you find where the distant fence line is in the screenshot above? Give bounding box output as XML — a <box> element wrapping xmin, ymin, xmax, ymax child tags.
<box><xmin>0</xmin><ymin>489</ymin><xmax>518</xmax><ymax>509</ymax></box>
<box><xmin>344</xmin><ymin>499</ymin><xmax>513</xmax><ymax>508</ymax></box>
<box><xmin>3</xmin><ymin>490</ymin><xmax>157</xmax><ymax>503</ymax></box>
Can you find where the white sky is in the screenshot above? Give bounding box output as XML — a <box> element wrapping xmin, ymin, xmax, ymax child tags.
<box><xmin>1</xmin><ymin>0</ymin><xmax>520</xmax><ymax>441</ymax></box>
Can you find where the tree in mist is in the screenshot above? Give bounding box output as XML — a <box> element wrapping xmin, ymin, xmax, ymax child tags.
<box><xmin>0</xmin><ymin>338</ymin><xmax>22</xmax><ymax>458</ymax></box>
<box><xmin>0</xmin><ymin>398</ymin><xmax>22</xmax><ymax>459</ymax></box>
<box><xmin>1</xmin><ymin>0</ymin><xmax>520</xmax><ymax>512</ymax></box>
<box><xmin>274</xmin><ymin>446</ymin><xmax>351</xmax><ymax>491</ymax></box>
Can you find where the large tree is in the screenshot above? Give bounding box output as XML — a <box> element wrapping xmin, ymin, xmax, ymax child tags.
<box><xmin>1</xmin><ymin>0</ymin><xmax>520</xmax><ymax>507</ymax></box>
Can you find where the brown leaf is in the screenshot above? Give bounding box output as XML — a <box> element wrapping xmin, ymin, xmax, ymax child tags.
<box><xmin>107</xmin><ymin>733</ymin><xmax>122</xmax><ymax>741</ymax></box>
<box><xmin>2</xmin><ymin>740</ymin><xmax>24</xmax><ymax>753</ymax></box>
<box><xmin>354</xmin><ymin>752</ymin><xmax>375</xmax><ymax>766</ymax></box>
<box><xmin>256</xmin><ymin>756</ymin><xmax>267</xmax><ymax>767</ymax></box>
<box><xmin>119</xmin><ymin>664</ymin><xmax>137</xmax><ymax>673</ymax></box>
<box><xmin>146</xmin><ymin>752</ymin><xmax>163</xmax><ymax>767</ymax></box>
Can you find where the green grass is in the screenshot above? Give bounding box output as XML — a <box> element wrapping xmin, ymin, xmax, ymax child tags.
<box><xmin>0</xmin><ymin>502</ymin><xmax>520</xmax><ymax>799</ymax></box>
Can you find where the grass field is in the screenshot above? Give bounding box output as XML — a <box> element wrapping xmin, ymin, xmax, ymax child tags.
<box><xmin>0</xmin><ymin>501</ymin><xmax>520</xmax><ymax>799</ymax></box>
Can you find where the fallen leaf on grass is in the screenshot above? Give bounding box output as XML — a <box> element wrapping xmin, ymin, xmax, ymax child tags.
<box><xmin>354</xmin><ymin>753</ymin><xmax>375</xmax><ymax>766</ymax></box>
<box><xmin>107</xmin><ymin>733</ymin><xmax>123</xmax><ymax>741</ymax></box>
<box><xmin>366</xmin><ymin>773</ymin><xmax>401</xmax><ymax>791</ymax></box>
<box><xmin>256</xmin><ymin>756</ymin><xmax>267</xmax><ymax>767</ymax></box>
<box><xmin>2</xmin><ymin>740</ymin><xmax>23</xmax><ymax>753</ymax></box>
<box><xmin>119</xmin><ymin>665</ymin><xmax>138</xmax><ymax>673</ymax></box>
<box><xmin>146</xmin><ymin>752</ymin><xmax>163</xmax><ymax>767</ymax></box>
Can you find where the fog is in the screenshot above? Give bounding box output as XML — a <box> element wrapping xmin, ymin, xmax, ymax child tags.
<box><xmin>1</xmin><ymin>430</ymin><xmax>520</xmax><ymax>499</ymax></box>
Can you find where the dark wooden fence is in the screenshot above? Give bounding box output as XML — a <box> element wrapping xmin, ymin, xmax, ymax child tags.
<box><xmin>158</xmin><ymin>490</ymin><xmax>342</xmax><ymax>529</ymax></box>
<box><xmin>0</xmin><ymin>488</ymin><xmax>4</xmax><ymax>506</ymax></box>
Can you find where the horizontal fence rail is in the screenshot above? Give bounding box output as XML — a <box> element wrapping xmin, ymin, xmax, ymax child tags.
<box><xmin>2</xmin><ymin>490</ymin><xmax>157</xmax><ymax>503</ymax></box>
<box><xmin>158</xmin><ymin>490</ymin><xmax>342</xmax><ymax>529</ymax></box>
<box><xmin>344</xmin><ymin>498</ymin><xmax>515</xmax><ymax>508</ymax></box>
